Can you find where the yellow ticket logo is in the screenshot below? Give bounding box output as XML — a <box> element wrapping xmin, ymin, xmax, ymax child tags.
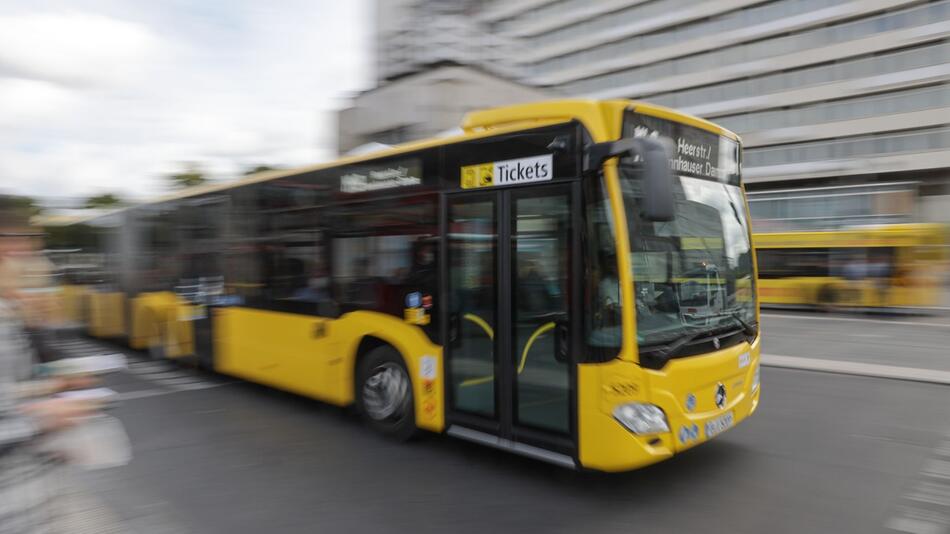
<box><xmin>461</xmin><ymin>163</ymin><xmax>494</xmax><ymax>189</ymax></box>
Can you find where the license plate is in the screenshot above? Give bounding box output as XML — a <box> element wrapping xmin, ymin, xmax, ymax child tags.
<box><xmin>704</xmin><ymin>412</ymin><xmax>734</xmax><ymax>439</ymax></box>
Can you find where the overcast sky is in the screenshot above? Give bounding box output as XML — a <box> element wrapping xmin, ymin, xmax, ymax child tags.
<box><xmin>0</xmin><ymin>0</ymin><xmax>372</xmax><ymax>204</ymax></box>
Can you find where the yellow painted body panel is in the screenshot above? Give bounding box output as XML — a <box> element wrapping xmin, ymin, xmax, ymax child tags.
<box><xmin>649</xmin><ymin>336</ymin><xmax>761</xmax><ymax>453</ymax></box>
<box><xmin>578</xmin><ymin>337</ymin><xmax>761</xmax><ymax>472</ymax></box>
<box><xmin>759</xmin><ymin>277</ymin><xmax>940</xmax><ymax>308</ymax></box>
<box><xmin>127</xmin><ymin>292</ymin><xmax>196</xmax><ymax>357</ymax></box>
<box><xmin>60</xmin><ymin>285</ymin><xmax>90</xmax><ymax>325</ymax></box>
<box><xmin>129</xmin><ymin>292</ymin><xmax>177</xmax><ymax>349</ymax></box>
<box><xmin>214</xmin><ymin>307</ymin><xmax>445</xmax><ymax>432</ymax></box>
<box><xmin>87</xmin><ymin>292</ymin><xmax>126</xmax><ymax>338</ymax></box>
<box><xmin>754</xmin><ymin>223</ymin><xmax>947</xmax><ymax>249</ymax></box>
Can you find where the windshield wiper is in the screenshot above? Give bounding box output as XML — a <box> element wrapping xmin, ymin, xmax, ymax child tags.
<box><xmin>725</xmin><ymin>309</ymin><xmax>757</xmax><ymax>337</ymax></box>
<box><xmin>639</xmin><ymin>326</ymin><xmax>708</xmax><ymax>361</ymax></box>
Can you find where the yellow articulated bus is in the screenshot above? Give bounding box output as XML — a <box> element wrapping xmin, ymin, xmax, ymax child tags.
<box><xmin>66</xmin><ymin>100</ymin><xmax>760</xmax><ymax>471</ymax></box>
<box><xmin>754</xmin><ymin>224</ymin><xmax>948</xmax><ymax>310</ymax></box>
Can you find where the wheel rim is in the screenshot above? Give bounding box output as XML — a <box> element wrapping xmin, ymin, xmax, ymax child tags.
<box><xmin>362</xmin><ymin>362</ymin><xmax>410</xmax><ymax>421</ymax></box>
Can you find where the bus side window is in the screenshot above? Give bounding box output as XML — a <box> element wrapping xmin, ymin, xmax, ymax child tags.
<box><xmin>330</xmin><ymin>195</ymin><xmax>438</xmax><ymax>330</ymax></box>
<box><xmin>757</xmin><ymin>248</ymin><xmax>830</xmax><ymax>279</ymax></box>
<box><xmin>583</xmin><ymin>174</ymin><xmax>622</xmax><ymax>362</ymax></box>
<box><xmin>228</xmin><ymin>180</ymin><xmax>337</xmax><ymax>316</ymax></box>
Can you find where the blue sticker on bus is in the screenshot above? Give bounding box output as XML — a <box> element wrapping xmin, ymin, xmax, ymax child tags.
<box><xmin>406</xmin><ymin>292</ymin><xmax>422</xmax><ymax>308</ymax></box>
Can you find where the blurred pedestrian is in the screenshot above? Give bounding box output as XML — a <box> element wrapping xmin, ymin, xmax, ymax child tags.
<box><xmin>1</xmin><ymin>200</ymin><xmax>100</xmax><ymax>534</ymax></box>
<box><xmin>0</xmin><ymin>200</ymin><xmax>61</xmax><ymax>363</ymax></box>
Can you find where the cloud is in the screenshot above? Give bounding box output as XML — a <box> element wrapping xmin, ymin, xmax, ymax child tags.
<box><xmin>0</xmin><ymin>11</ymin><xmax>159</xmax><ymax>88</ymax></box>
<box><xmin>0</xmin><ymin>1</ymin><xmax>373</xmax><ymax>203</ymax></box>
<box><xmin>0</xmin><ymin>78</ymin><xmax>78</xmax><ymax>126</ymax></box>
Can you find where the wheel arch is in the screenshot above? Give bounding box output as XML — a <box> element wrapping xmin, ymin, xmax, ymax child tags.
<box><xmin>338</xmin><ymin>311</ymin><xmax>445</xmax><ymax>433</ymax></box>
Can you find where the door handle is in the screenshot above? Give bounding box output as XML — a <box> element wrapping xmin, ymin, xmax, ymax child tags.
<box><xmin>554</xmin><ymin>318</ymin><xmax>570</xmax><ymax>363</ymax></box>
<box><xmin>448</xmin><ymin>313</ymin><xmax>460</xmax><ymax>346</ymax></box>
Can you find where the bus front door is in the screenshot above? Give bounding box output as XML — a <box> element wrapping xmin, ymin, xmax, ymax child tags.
<box><xmin>444</xmin><ymin>183</ymin><xmax>577</xmax><ymax>461</ymax></box>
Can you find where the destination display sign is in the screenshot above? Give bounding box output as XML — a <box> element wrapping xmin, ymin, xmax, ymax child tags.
<box><xmin>339</xmin><ymin>158</ymin><xmax>423</xmax><ymax>193</ymax></box>
<box><xmin>624</xmin><ymin>112</ymin><xmax>740</xmax><ymax>185</ymax></box>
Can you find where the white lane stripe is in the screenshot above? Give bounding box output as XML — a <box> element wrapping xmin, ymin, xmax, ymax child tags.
<box><xmin>116</xmin><ymin>381</ymin><xmax>233</xmax><ymax>401</ymax></box>
<box><xmin>762</xmin><ymin>354</ymin><xmax>950</xmax><ymax>385</ymax></box>
<box><xmin>923</xmin><ymin>459</ymin><xmax>950</xmax><ymax>480</ymax></box>
<box><xmin>169</xmin><ymin>381</ymin><xmax>234</xmax><ymax>391</ymax></box>
<box><xmin>116</xmin><ymin>389</ymin><xmax>168</xmax><ymax>401</ymax></box>
<box><xmin>762</xmin><ymin>312</ymin><xmax>950</xmax><ymax>329</ymax></box>
<box><xmin>905</xmin><ymin>481</ymin><xmax>950</xmax><ymax>507</ymax></box>
<box><xmin>132</xmin><ymin>370</ymin><xmax>191</xmax><ymax>380</ymax></box>
<box><xmin>156</xmin><ymin>376</ymin><xmax>211</xmax><ymax>386</ymax></box>
<box><xmin>127</xmin><ymin>363</ymin><xmax>175</xmax><ymax>373</ymax></box>
<box><xmin>886</xmin><ymin>517</ymin><xmax>946</xmax><ymax>534</ymax></box>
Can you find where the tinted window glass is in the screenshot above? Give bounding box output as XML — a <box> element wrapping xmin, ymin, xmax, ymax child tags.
<box><xmin>330</xmin><ymin>194</ymin><xmax>439</xmax><ymax>332</ymax></box>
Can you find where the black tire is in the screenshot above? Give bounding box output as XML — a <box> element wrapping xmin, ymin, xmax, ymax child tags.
<box><xmin>356</xmin><ymin>345</ymin><xmax>416</xmax><ymax>441</ymax></box>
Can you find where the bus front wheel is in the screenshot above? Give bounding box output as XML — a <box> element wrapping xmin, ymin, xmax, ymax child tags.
<box><xmin>356</xmin><ymin>346</ymin><xmax>416</xmax><ymax>441</ymax></box>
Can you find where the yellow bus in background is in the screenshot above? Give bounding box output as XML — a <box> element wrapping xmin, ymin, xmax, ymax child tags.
<box><xmin>59</xmin><ymin>100</ymin><xmax>760</xmax><ymax>472</ymax></box>
<box><xmin>754</xmin><ymin>224</ymin><xmax>948</xmax><ymax>310</ymax></box>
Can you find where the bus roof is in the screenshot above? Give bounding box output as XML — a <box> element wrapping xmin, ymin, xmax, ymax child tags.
<box><xmin>69</xmin><ymin>99</ymin><xmax>739</xmax><ymax>224</ymax></box>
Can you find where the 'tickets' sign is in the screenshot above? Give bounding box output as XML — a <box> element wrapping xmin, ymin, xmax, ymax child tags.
<box><xmin>460</xmin><ymin>154</ymin><xmax>554</xmax><ymax>190</ymax></box>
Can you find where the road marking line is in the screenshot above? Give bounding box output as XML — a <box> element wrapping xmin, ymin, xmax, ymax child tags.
<box><xmin>131</xmin><ymin>370</ymin><xmax>192</xmax><ymax>380</ymax></box>
<box><xmin>116</xmin><ymin>381</ymin><xmax>233</xmax><ymax>401</ymax></box>
<box><xmin>762</xmin><ymin>354</ymin><xmax>950</xmax><ymax>385</ymax></box>
<box><xmin>116</xmin><ymin>389</ymin><xmax>169</xmax><ymax>401</ymax></box>
<box><xmin>924</xmin><ymin>459</ymin><xmax>950</xmax><ymax>480</ymax></box>
<box><xmin>169</xmin><ymin>381</ymin><xmax>233</xmax><ymax>391</ymax></box>
<box><xmin>762</xmin><ymin>312</ymin><xmax>950</xmax><ymax>329</ymax></box>
<box><xmin>906</xmin><ymin>481</ymin><xmax>950</xmax><ymax>507</ymax></box>
<box><xmin>886</xmin><ymin>516</ymin><xmax>946</xmax><ymax>534</ymax></box>
<box><xmin>155</xmin><ymin>376</ymin><xmax>213</xmax><ymax>386</ymax></box>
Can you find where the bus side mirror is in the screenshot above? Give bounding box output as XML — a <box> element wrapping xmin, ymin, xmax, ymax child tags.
<box><xmin>585</xmin><ymin>137</ymin><xmax>674</xmax><ymax>222</ymax></box>
<box><xmin>638</xmin><ymin>138</ymin><xmax>675</xmax><ymax>222</ymax></box>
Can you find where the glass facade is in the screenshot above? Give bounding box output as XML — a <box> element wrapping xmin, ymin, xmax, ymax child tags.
<box><xmin>715</xmin><ymin>85</ymin><xmax>950</xmax><ymax>134</ymax></box>
<box><xmin>744</xmin><ymin>127</ymin><xmax>950</xmax><ymax>168</ymax></box>
<box><xmin>546</xmin><ymin>1</ymin><xmax>950</xmax><ymax>86</ymax></box>
<box><xmin>403</xmin><ymin>0</ymin><xmax>949</xmax><ymax>206</ymax></box>
<box><xmin>531</xmin><ymin>0</ymin><xmax>868</xmax><ymax>76</ymax></box>
<box><xmin>563</xmin><ymin>42</ymin><xmax>950</xmax><ymax>101</ymax></box>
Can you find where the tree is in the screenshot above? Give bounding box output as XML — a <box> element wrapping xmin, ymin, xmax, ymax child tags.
<box><xmin>83</xmin><ymin>193</ymin><xmax>123</xmax><ymax>209</ymax></box>
<box><xmin>168</xmin><ymin>163</ymin><xmax>208</xmax><ymax>189</ymax></box>
<box><xmin>0</xmin><ymin>194</ymin><xmax>42</xmax><ymax>217</ymax></box>
<box><xmin>242</xmin><ymin>165</ymin><xmax>280</xmax><ymax>176</ymax></box>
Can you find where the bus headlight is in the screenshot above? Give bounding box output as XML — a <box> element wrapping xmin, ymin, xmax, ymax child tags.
<box><xmin>613</xmin><ymin>403</ymin><xmax>669</xmax><ymax>435</ymax></box>
<box><xmin>752</xmin><ymin>364</ymin><xmax>760</xmax><ymax>393</ymax></box>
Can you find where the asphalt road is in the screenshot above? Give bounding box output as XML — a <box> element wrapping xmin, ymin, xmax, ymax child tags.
<box><xmin>62</xmin><ymin>312</ymin><xmax>950</xmax><ymax>534</ymax></box>
<box><xmin>760</xmin><ymin>311</ymin><xmax>950</xmax><ymax>372</ymax></box>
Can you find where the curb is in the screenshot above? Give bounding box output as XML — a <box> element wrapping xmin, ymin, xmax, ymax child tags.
<box><xmin>761</xmin><ymin>354</ymin><xmax>950</xmax><ymax>386</ymax></box>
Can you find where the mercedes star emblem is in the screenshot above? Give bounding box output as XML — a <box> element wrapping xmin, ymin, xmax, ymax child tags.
<box><xmin>714</xmin><ymin>383</ymin><xmax>727</xmax><ymax>409</ymax></box>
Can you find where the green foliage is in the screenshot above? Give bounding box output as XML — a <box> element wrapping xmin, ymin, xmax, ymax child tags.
<box><xmin>242</xmin><ymin>164</ymin><xmax>280</xmax><ymax>176</ymax></box>
<box><xmin>168</xmin><ymin>163</ymin><xmax>208</xmax><ymax>189</ymax></box>
<box><xmin>83</xmin><ymin>193</ymin><xmax>123</xmax><ymax>209</ymax></box>
<box><xmin>0</xmin><ymin>194</ymin><xmax>42</xmax><ymax>217</ymax></box>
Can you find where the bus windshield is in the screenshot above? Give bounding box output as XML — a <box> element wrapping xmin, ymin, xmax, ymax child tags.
<box><xmin>620</xmin><ymin>113</ymin><xmax>756</xmax><ymax>360</ymax></box>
